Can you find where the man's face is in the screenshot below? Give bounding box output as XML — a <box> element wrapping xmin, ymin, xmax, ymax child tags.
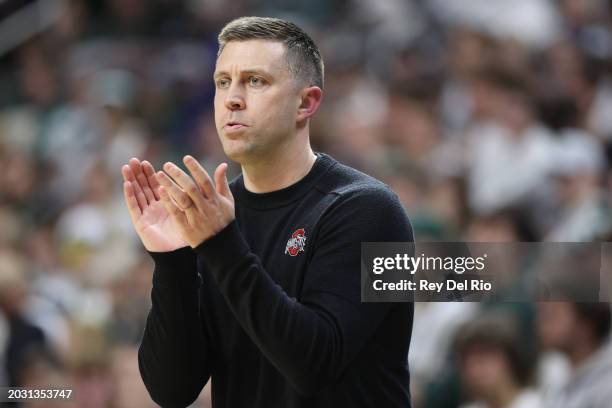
<box><xmin>213</xmin><ymin>39</ymin><xmax>301</xmax><ymax>164</ymax></box>
<box><xmin>459</xmin><ymin>345</ymin><xmax>514</xmax><ymax>398</ymax></box>
<box><xmin>537</xmin><ymin>302</ymin><xmax>577</xmax><ymax>351</ymax></box>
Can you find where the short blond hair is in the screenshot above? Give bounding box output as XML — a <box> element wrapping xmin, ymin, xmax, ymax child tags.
<box><xmin>218</xmin><ymin>16</ymin><xmax>324</xmax><ymax>89</ymax></box>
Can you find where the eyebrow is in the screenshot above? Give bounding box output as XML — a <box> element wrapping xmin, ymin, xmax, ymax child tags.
<box><xmin>213</xmin><ymin>68</ymin><xmax>272</xmax><ymax>79</ymax></box>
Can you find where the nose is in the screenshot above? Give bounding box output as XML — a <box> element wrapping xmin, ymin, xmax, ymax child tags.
<box><xmin>225</xmin><ymin>84</ymin><xmax>246</xmax><ymax>111</ymax></box>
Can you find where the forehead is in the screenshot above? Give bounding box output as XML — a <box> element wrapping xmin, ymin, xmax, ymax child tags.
<box><xmin>215</xmin><ymin>39</ymin><xmax>289</xmax><ymax>76</ymax></box>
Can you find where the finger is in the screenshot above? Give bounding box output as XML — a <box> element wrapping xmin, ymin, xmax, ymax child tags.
<box><xmin>123</xmin><ymin>164</ymin><xmax>147</xmax><ymax>210</ymax></box>
<box><xmin>163</xmin><ymin>161</ymin><xmax>208</xmax><ymax>210</ymax></box>
<box><xmin>214</xmin><ymin>163</ymin><xmax>232</xmax><ymax>201</ymax></box>
<box><xmin>139</xmin><ymin>176</ymin><xmax>155</xmax><ymax>203</ymax></box>
<box><xmin>157</xmin><ymin>170</ymin><xmax>194</xmax><ymax>210</ymax></box>
<box><xmin>123</xmin><ymin>181</ymin><xmax>142</xmax><ymax>222</ymax></box>
<box><xmin>129</xmin><ymin>158</ymin><xmax>154</xmax><ymax>204</ymax></box>
<box><xmin>121</xmin><ymin>164</ymin><xmax>135</xmax><ymax>182</ymax></box>
<box><xmin>142</xmin><ymin>161</ymin><xmax>161</xmax><ymax>200</ymax></box>
<box><xmin>183</xmin><ymin>155</ymin><xmax>215</xmax><ymax>198</ymax></box>
<box><xmin>128</xmin><ymin>158</ymin><xmax>144</xmax><ymax>185</ymax></box>
<box><xmin>158</xmin><ymin>186</ymin><xmax>187</xmax><ymax>226</ymax></box>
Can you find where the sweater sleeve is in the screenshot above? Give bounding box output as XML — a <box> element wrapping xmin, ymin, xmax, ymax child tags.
<box><xmin>138</xmin><ymin>246</ymin><xmax>212</xmax><ymax>408</ymax></box>
<box><xmin>194</xmin><ymin>186</ymin><xmax>414</xmax><ymax>396</ymax></box>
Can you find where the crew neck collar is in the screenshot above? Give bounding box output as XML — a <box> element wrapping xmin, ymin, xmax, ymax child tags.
<box><xmin>233</xmin><ymin>152</ymin><xmax>336</xmax><ymax>210</ymax></box>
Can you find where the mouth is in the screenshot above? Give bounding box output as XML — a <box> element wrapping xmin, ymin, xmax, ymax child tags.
<box><xmin>224</xmin><ymin>121</ymin><xmax>248</xmax><ymax>132</ymax></box>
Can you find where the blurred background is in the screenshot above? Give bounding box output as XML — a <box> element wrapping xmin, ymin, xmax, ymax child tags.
<box><xmin>1</xmin><ymin>0</ymin><xmax>612</xmax><ymax>407</ymax></box>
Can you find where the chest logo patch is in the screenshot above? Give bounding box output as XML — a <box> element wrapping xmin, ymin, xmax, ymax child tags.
<box><xmin>285</xmin><ymin>228</ymin><xmax>307</xmax><ymax>256</ymax></box>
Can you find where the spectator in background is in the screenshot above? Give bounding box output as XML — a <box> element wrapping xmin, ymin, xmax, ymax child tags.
<box><xmin>384</xmin><ymin>87</ymin><xmax>442</xmax><ymax>175</ymax></box>
<box><xmin>0</xmin><ymin>248</ymin><xmax>53</xmax><ymax>390</ymax></box>
<box><xmin>438</xmin><ymin>29</ymin><xmax>494</xmax><ymax>135</ymax></box>
<box><xmin>54</xmin><ymin>160</ymin><xmax>138</xmax><ymax>286</ymax></box>
<box><xmin>546</xmin><ymin>134</ymin><xmax>610</xmax><ymax>241</ymax></box>
<box><xmin>464</xmin><ymin>66</ymin><xmax>558</xmax><ymax>217</ymax></box>
<box><xmin>455</xmin><ymin>313</ymin><xmax>541</xmax><ymax>408</ymax></box>
<box><xmin>538</xmin><ymin>302</ymin><xmax>612</xmax><ymax>408</ymax></box>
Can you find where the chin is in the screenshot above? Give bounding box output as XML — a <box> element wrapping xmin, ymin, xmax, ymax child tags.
<box><xmin>222</xmin><ymin>141</ymin><xmax>253</xmax><ymax>164</ymax></box>
<box><xmin>220</xmin><ymin>132</ymin><xmax>279</xmax><ymax>165</ymax></box>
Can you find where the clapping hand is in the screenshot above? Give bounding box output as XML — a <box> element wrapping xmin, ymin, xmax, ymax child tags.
<box><xmin>155</xmin><ymin>155</ymin><xmax>235</xmax><ymax>248</ymax></box>
<box><xmin>122</xmin><ymin>158</ymin><xmax>189</xmax><ymax>252</ymax></box>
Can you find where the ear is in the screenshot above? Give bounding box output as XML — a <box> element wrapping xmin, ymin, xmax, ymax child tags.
<box><xmin>296</xmin><ymin>86</ymin><xmax>323</xmax><ymax>122</ymax></box>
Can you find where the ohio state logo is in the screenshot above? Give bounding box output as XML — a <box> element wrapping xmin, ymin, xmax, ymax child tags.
<box><xmin>285</xmin><ymin>228</ymin><xmax>307</xmax><ymax>256</ymax></box>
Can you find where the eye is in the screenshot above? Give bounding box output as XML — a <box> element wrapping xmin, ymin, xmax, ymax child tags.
<box><xmin>216</xmin><ymin>78</ymin><xmax>230</xmax><ymax>89</ymax></box>
<box><xmin>248</xmin><ymin>76</ymin><xmax>264</xmax><ymax>87</ymax></box>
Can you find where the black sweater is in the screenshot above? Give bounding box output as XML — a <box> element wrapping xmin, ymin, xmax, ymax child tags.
<box><xmin>138</xmin><ymin>153</ymin><xmax>414</xmax><ymax>407</ymax></box>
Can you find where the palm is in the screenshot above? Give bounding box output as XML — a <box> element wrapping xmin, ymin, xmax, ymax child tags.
<box><xmin>122</xmin><ymin>159</ymin><xmax>188</xmax><ymax>253</ymax></box>
<box><xmin>135</xmin><ymin>200</ymin><xmax>188</xmax><ymax>252</ymax></box>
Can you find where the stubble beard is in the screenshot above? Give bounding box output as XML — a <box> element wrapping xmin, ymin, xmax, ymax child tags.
<box><xmin>221</xmin><ymin>128</ymin><xmax>290</xmax><ymax>167</ymax></box>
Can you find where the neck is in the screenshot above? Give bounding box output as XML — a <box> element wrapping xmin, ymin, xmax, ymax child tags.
<box><xmin>568</xmin><ymin>340</ymin><xmax>599</xmax><ymax>369</ymax></box>
<box><xmin>484</xmin><ymin>382</ymin><xmax>521</xmax><ymax>408</ymax></box>
<box><xmin>241</xmin><ymin>137</ymin><xmax>317</xmax><ymax>193</ymax></box>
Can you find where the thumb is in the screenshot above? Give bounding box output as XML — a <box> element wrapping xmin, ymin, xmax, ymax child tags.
<box><xmin>215</xmin><ymin>163</ymin><xmax>233</xmax><ymax>201</ymax></box>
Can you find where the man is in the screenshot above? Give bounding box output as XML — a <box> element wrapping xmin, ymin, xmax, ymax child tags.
<box><xmin>538</xmin><ymin>302</ymin><xmax>612</xmax><ymax>408</ymax></box>
<box><xmin>0</xmin><ymin>252</ymin><xmax>50</xmax><ymax>408</ymax></box>
<box><xmin>455</xmin><ymin>314</ymin><xmax>541</xmax><ymax>408</ymax></box>
<box><xmin>122</xmin><ymin>17</ymin><xmax>414</xmax><ymax>407</ymax></box>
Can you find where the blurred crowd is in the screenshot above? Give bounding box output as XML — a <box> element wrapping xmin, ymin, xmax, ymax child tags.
<box><xmin>1</xmin><ymin>0</ymin><xmax>612</xmax><ymax>407</ymax></box>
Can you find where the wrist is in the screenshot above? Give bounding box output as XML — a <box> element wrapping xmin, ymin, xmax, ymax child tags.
<box><xmin>148</xmin><ymin>246</ymin><xmax>198</xmax><ymax>287</ymax></box>
<box><xmin>194</xmin><ymin>220</ymin><xmax>250</xmax><ymax>272</ymax></box>
<box><xmin>188</xmin><ymin>216</ymin><xmax>236</xmax><ymax>248</ymax></box>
